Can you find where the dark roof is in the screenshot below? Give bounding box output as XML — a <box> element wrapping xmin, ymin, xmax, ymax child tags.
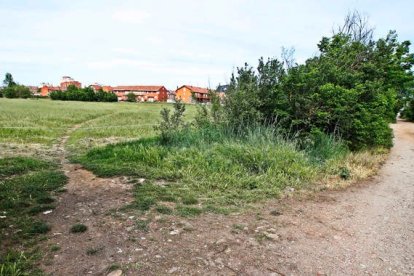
<box><xmin>216</xmin><ymin>84</ymin><xmax>229</xmax><ymax>93</ymax></box>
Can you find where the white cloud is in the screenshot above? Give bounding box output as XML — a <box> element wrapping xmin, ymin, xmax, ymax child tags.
<box><xmin>112</xmin><ymin>9</ymin><xmax>150</xmax><ymax>24</ymax></box>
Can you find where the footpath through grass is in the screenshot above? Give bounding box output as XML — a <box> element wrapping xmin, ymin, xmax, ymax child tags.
<box><xmin>0</xmin><ymin>99</ymin><xmax>195</xmax><ymax>158</ymax></box>
<box><xmin>0</xmin><ymin>157</ymin><xmax>67</xmax><ymax>275</ymax></box>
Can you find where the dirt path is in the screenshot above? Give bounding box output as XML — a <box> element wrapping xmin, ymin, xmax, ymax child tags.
<box><xmin>40</xmin><ymin>120</ymin><xmax>414</xmax><ymax>275</ymax></box>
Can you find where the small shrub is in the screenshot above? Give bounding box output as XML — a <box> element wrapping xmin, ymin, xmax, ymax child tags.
<box><xmin>339</xmin><ymin>167</ymin><xmax>351</xmax><ymax>180</ymax></box>
<box><xmin>126</xmin><ymin>93</ymin><xmax>137</xmax><ymax>102</ymax></box>
<box><xmin>136</xmin><ymin>196</ymin><xmax>156</xmax><ymax>211</ymax></box>
<box><xmin>155</xmin><ymin>205</ymin><xmax>173</xmax><ymax>214</ymax></box>
<box><xmin>29</xmin><ymin>221</ymin><xmax>50</xmax><ymax>234</ymax></box>
<box><xmin>154</xmin><ymin>100</ymin><xmax>187</xmax><ymax>143</ymax></box>
<box><xmin>70</xmin><ymin>224</ymin><xmax>88</xmax><ymax>233</ymax></box>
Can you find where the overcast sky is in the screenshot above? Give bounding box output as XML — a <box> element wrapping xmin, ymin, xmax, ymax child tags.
<box><xmin>1</xmin><ymin>0</ymin><xmax>413</xmax><ymax>89</ymax></box>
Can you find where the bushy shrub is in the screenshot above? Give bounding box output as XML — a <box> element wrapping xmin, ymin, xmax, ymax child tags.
<box><xmin>70</xmin><ymin>224</ymin><xmax>88</xmax><ymax>233</ymax></box>
<box><xmin>154</xmin><ymin>100</ymin><xmax>187</xmax><ymax>143</ymax></box>
<box><xmin>401</xmin><ymin>98</ymin><xmax>414</xmax><ymax>121</ymax></box>
<box><xmin>50</xmin><ymin>86</ymin><xmax>118</xmax><ymax>102</ymax></box>
<box><xmin>2</xmin><ymin>85</ymin><xmax>31</xmax><ymax>99</ymax></box>
<box><xmin>223</xmin><ymin>27</ymin><xmax>413</xmax><ymax>150</ymax></box>
<box><xmin>126</xmin><ymin>93</ymin><xmax>137</xmax><ymax>102</ymax></box>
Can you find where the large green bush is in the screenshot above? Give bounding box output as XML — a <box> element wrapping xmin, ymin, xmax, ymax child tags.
<box><xmin>224</xmin><ymin>29</ymin><xmax>414</xmax><ymax>150</ymax></box>
<box><xmin>401</xmin><ymin>98</ymin><xmax>414</xmax><ymax>121</ymax></box>
<box><xmin>2</xmin><ymin>85</ymin><xmax>31</xmax><ymax>99</ymax></box>
<box><xmin>50</xmin><ymin>85</ymin><xmax>117</xmax><ymax>102</ymax></box>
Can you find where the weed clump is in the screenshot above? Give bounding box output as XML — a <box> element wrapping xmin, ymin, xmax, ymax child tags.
<box><xmin>29</xmin><ymin>221</ymin><xmax>51</xmax><ymax>234</ymax></box>
<box><xmin>155</xmin><ymin>205</ymin><xmax>173</xmax><ymax>214</ymax></box>
<box><xmin>176</xmin><ymin>206</ymin><xmax>202</xmax><ymax>217</ymax></box>
<box><xmin>181</xmin><ymin>195</ymin><xmax>198</xmax><ymax>205</ymax></box>
<box><xmin>70</xmin><ymin>224</ymin><xmax>88</xmax><ymax>233</ymax></box>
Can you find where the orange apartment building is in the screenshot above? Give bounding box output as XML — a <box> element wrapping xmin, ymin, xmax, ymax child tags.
<box><xmin>40</xmin><ymin>76</ymin><xmax>82</xmax><ymax>96</ymax></box>
<box><xmin>112</xmin><ymin>85</ymin><xmax>168</xmax><ymax>102</ymax></box>
<box><xmin>40</xmin><ymin>85</ymin><xmax>61</xmax><ymax>96</ymax></box>
<box><xmin>88</xmin><ymin>84</ymin><xmax>114</xmax><ymax>93</ymax></box>
<box><xmin>175</xmin><ymin>85</ymin><xmax>210</xmax><ymax>103</ymax></box>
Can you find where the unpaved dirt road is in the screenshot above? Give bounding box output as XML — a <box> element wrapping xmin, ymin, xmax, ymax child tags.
<box><xmin>40</xmin><ymin>120</ymin><xmax>414</xmax><ymax>275</ymax></box>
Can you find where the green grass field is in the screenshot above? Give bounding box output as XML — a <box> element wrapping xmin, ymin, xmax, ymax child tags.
<box><xmin>0</xmin><ymin>99</ymin><xmax>195</xmax><ymax>158</ymax></box>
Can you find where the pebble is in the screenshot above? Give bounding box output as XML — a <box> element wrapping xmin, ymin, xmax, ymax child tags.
<box><xmin>169</xmin><ymin>230</ymin><xmax>180</xmax><ymax>235</ymax></box>
<box><xmin>168</xmin><ymin>267</ymin><xmax>179</xmax><ymax>274</ymax></box>
<box><xmin>107</xmin><ymin>270</ymin><xmax>122</xmax><ymax>276</ymax></box>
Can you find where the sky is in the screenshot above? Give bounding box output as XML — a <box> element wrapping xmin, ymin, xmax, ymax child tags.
<box><xmin>0</xmin><ymin>0</ymin><xmax>413</xmax><ymax>90</ymax></box>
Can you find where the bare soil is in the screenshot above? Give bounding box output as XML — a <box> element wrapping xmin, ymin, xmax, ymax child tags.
<box><xmin>39</xmin><ymin>120</ymin><xmax>414</xmax><ymax>275</ymax></box>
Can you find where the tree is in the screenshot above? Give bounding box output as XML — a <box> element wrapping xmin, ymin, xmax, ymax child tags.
<box><xmin>222</xmin><ymin>12</ymin><xmax>414</xmax><ymax>150</ymax></box>
<box><xmin>334</xmin><ymin>10</ymin><xmax>374</xmax><ymax>44</ymax></box>
<box><xmin>3</xmin><ymin>85</ymin><xmax>31</xmax><ymax>99</ymax></box>
<box><xmin>3</xmin><ymin>73</ymin><xmax>16</xmax><ymax>87</ymax></box>
<box><xmin>126</xmin><ymin>93</ymin><xmax>137</xmax><ymax>102</ymax></box>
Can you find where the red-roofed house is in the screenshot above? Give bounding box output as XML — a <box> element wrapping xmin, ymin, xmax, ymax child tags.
<box><xmin>60</xmin><ymin>76</ymin><xmax>81</xmax><ymax>91</ymax></box>
<box><xmin>102</xmin><ymin>86</ymin><xmax>113</xmax><ymax>93</ymax></box>
<box><xmin>89</xmin><ymin>83</ymin><xmax>102</xmax><ymax>91</ymax></box>
<box><xmin>175</xmin><ymin>85</ymin><xmax>210</xmax><ymax>103</ymax></box>
<box><xmin>112</xmin><ymin>85</ymin><xmax>168</xmax><ymax>102</ymax></box>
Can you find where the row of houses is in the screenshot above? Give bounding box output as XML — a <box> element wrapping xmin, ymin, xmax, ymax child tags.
<box><xmin>38</xmin><ymin>76</ymin><xmax>228</xmax><ymax>104</ymax></box>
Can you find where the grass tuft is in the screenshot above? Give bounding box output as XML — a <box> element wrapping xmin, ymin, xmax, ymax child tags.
<box><xmin>176</xmin><ymin>206</ymin><xmax>203</xmax><ymax>217</ymax></box>
<box><xmin>155</xmin><ymin>205</ymin><xmax>173</xmax><ymax>215</ymax></box>
<box><xmin>29</xmin><ymin>221</ymin><xmax>51</xmax><ymax>234</ymax></box>
<box><xmin>70</xmin><ymin>224</ymin><xmax>88</xmax><ymax>233</ymax></box>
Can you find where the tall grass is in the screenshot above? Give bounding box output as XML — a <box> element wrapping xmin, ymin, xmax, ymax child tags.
<box><xmin>79</xmin><ymin>123</ymin><xmax>347</xmax><ymax>209</ymax></box>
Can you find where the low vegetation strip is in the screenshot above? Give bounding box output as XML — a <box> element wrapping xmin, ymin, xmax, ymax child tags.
<box><xmin>78</xmin><ymin>119</ymin><xmax>382</xmax><ymax>216</ymax></box>
<box><xmin>0</xmin><ymin>157</ymin><xmax>67</xmax><ymax>275</ymax></box>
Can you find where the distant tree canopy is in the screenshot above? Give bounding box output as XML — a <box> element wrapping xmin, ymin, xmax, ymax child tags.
<box><xmin>224</xmin><ymin>12</ymin><xmax>414</xmax><ymax>150</ymax></box>
<box><xmin>1</xmin><ymin>73</ymin><xmax>32</xmax><ymax>99</ymax></box>
<box><xmin>3</xmin><ymin>73</ymin><xmax>16</xmax><ymax>87</ymax></box>
<box><xmin>126</xmin><ymin>92</ymin><xmax>137</xmax><ymax>102</ymax></box>
<box><xmin>50</xmin><ymin>85</ymin><xmax>118</xmax><ymax>102</ymax></box>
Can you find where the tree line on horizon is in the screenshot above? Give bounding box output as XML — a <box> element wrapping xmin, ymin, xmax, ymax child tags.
<box><xmin>49</xmin><ymin>85</ymin><xmax>118</xmax><ymax>102</ymax></box>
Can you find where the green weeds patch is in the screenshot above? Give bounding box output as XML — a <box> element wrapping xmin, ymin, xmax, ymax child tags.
<box><xmin>0</xmin><ymin>157</ymin><xmax>67</xmax><ymax>275</ymax></box>
<box><xmin>78</xmin><ymin>126</ymin><xmax>336</xmax><ymax>214</ymax></box>
<box><xmin>0</xmin><ymin>157</ymin><xmax>53</xmax><ymax>178</ymax></box>
<box><xmin>70</xmin><ymin>224</ymin><xmax>88</xmax><ymax>233</ymax></box>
